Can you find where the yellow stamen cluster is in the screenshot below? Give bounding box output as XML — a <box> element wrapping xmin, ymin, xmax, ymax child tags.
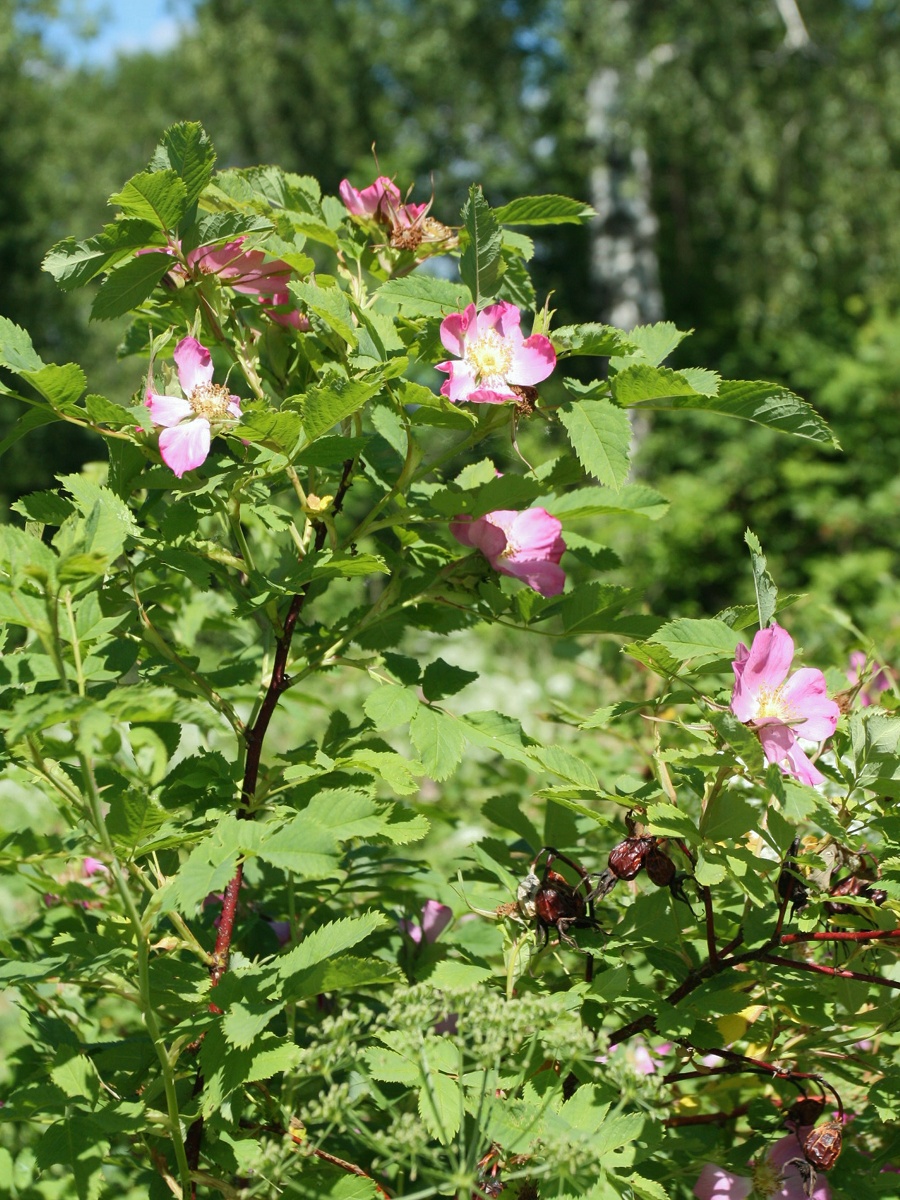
<box><xmin>754</xmin><ymin>684</ymin><xmax>795</xmax><ymax>722</ymax></box>
<box><xmin>466</xmin><ymin>329</ymin><xmax>514</xmax><ymax>387</ymax></box>
<box><xmin>189</xmin><ymin>382</ymin><xmax>233</xmax><ymax>421</ymax></box>
<box><xmin>751</xmin><ymin>1157</ymin><xmax>782</xmax><ymax>1198</ymax></box>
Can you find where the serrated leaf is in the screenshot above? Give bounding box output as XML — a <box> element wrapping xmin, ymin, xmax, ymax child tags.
<box><xmin>42</xmin><ymin>219</ymin><xmax>161</xmax><ymax>291</ymax></box>
<box><xmin>0</xmin><ymin>314</ymin><xmax>44</xmax><ymax>373</ymax></box>
<box><xmin>149</xmin><ymin>120</ymin><xmax>216</xmax><ymax>206</ymax></box>
<box><xmin>410</xmin><ymin>706</ymin><xmax>466</xmax><ymax>781</ymax></box>
<box><xmin>700</xmin><ymin>790</ymin><xmax>759</xmax><ymax>842</ymax></box>
<box><xmin>35</xmin><ymin>1117</ymin><xmax>108</xmax><ymax>1200</ymax></box>
<box><xmin>745</xmin><ymin>528</ymin><xmax>778</xmax><ymax>630</ymax></box>
<box><xmin>422</xmin><ymin>659</ymin><xmax>478</xmax><ymax>701</ymax></box>
<box><xmin>418</xmin><ymin>1069</ymin><xmax>462</xmax><ymax>1145</ymax></box>
<box><xmin>108</xmin><ymin>169</ymin><xmax>188</xmax><ymax>230</ymax></box>
<box><xmin>552</xmin><ymin>323</ymin><xmax>638</xmax><ymax>358</ymax></box>
<box><xmin>610</xmin><ymin>321</ymin><xmax>690</xmax><ymax>367</ymax></box>
<box><xmin>21</xmin><ymin>362</ymin><xmax>86</xmax><ymax>408</ymax></box>
<box><xmin>555</xmin><ymin>582</ymin><xmax>638</xmax><ymax>634</ymax></box>
<box><xmin>299</xmin><ymin>372</ymin><xmax>384</xmax><ymax>441</ymax></box>
<box><xmin>492</xmin><ymin>194</ymin><xmax>595</xmax><ymax>226</ymax></box>
<box><xmin>106</xmin><ymin>791</ymin><xmax>168</xmax><ymax>854</ymax></box>
<box><xmin>543</xmin><ymin>484</ymin><xmax>668</xmax><ymax>522</ymax></box>
<box><xmin>558</xmin><ymin>398</ymin><xmax>632</xmax><ymax>490</ymax></box>
<box><xmin>363</xmin><ymin>684</ymin><xmax>419</xmax><ymax>730</ymax></box>
<box><xmin>460</xmin><ymin>184</ymin><xmax>503</xmax><ymax>305</ymax></box>
<box><xmin>276</xmin><ymin>912</ymin><xmax>386</xmax><ymax>978</ymax></box>
<box><xmin>90</xmin><ymin>252</ymin><xmax>171</xmax><ymax>321</ymax></box>
<box><xmin>0</xmin><ymin>407</ymin><xmax>58</xmax><ymax>459</ymax></box>
<box><xmin>646</xmin><ymin>802</ymin><xmax>698</xmax><ymax>843</ymax></box>
<box><xmin>650</xmin><ymin>618</ymin><xmax>739</xmax><ymax>666</ymax></box>
<box><xmin>289</xmin><ymin>280</ymin><xmax>357</xmax><ymax>347</ymax></box>
<box><xmin>430</xmin><ymin>472</ymin><xmax>542</xmax><ymax>518</ymax></box>
<box><xmin>375</xmin><ymin>274</ymin><xmax>468</xmax><ymax>318</ymax></box>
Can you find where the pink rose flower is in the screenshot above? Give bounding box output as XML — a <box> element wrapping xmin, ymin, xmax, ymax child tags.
<box><xmin>400</xmin><ymin>900</ymin><xmax>453</xmax><ymax>945</ymax></box>
<box><xmin>847</xmin><ymin>650</ymin><xmax>891</xmax><ymax>707</ymax></box>
<box><xmin>339</xmin><ymin>175</ymin><xmax>428</xmax><ymax>227</ymax></box>
<box><xmin>146</xmin><ymin>337</ymin><xmax>242</xmax><ymax>478</ymax></box>
<box><xmin>694</xmin><ymin>1131</ymin><xmax>830</xmax><ymax>1200</ymax></box>
<box><xmin>185</xmin><ymin>237</ymin><xmax>291</xmax><ymax>298</ymax></box>
<box><xmin>730</xmin><ymin>623</ymin><xmax>839</xmax><ymax>787</ymax></box>
<box><xmin>451</xmin><ymin>507</ymin><xmax>566</xmax><ymax>597</ymax></box>
<box><xmin>436</xmin><ymin>301</ymin><xmax>556</xmax><ymax>405</ymax></box>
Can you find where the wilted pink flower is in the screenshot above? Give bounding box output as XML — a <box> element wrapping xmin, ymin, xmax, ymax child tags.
<box><xmin>436</xmin><ymin>302</ymin><xmax>556</xmax><ymax>405</ymax></box>
<box><xmin>451</xmin><ymin>507</ymin><xmax>566</xmax><ymax>597</ymax></box>
<box><xmin>339</xmin><ymin>175</ymin><xmax>428</xmax><ymax>227</ymax></box>
<box><xmin>82</xmin><ymin>858</ymin><xmax>108</xmax><ymax>878</ymax></box>
<box><xmin>847</xmin><ymin>651</ymin><xmax>891</xmax><ymax>707</ymax></box>
<box><xmin>146</xmin><ymin>337</ymin><xmax>241</xmax><ymax>478</ymax></box>
<box><xmin>400</xmin><ymin>900</ymin><xmax>453</xmax><ymax>944</ymax></box>
<box><xmin>730</xmin><ymin>623</ymin><xmax>839</xmax><ymax>787</ymax></box>
<box><xmin>694</xmin><ymin>1131</ymin><xmax>830</xmax><ymax>1200</ymax></box>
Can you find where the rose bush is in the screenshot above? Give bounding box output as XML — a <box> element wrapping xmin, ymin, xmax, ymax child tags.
<box><xmin>0</xmin><ymin>123</ymin><xmax>896</xmax><ymax>1200</ymax></box>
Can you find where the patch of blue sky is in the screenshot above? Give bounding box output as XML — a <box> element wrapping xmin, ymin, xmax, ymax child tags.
<box><xmin>38</xmin><ymin>0</ymin><xmax>195</xmax><ymax>66</ymax></box>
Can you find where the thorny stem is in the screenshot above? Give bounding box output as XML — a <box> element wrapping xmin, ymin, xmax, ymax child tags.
<box><xmin>759</xmin><ymin>951</ymin><xmax>900</xmax><ymax>991</ymax></box>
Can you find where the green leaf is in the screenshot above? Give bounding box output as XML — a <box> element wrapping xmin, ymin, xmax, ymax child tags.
<box><xmin>745</xmin><ymin>528</ymin><xmax>778</xmax><ymax>630</ymax></box>
<box><xmin>557</xmin><ymin>398</ymin><xmax>632</xmax><ymax>491</ymax></box>
<box><xmin>700</xmin><ymin>790</ymin><xmax>759</xmax><ymax>842</ymax></box>
<box><xmin>21</xmin><ymin>362</ymin><xmax>86</xmax><ymax>408</ymax></box>
<box><xmin>363</xmin><ymin>684</ymin><xmax>419</xmax><ymax>730</ymax></box>
<box><xmin>90</xmin><ymin>252</ymin><xmax>171</xmax><ymax>321</ymax></box>
<box><xmin>299</xmin><ymin>372</ymin><xmax>385</xmax><ymax>440</ymax></box>
<box><xmin>610</xmin><ymin>321</ymin><xmax>691</xmax><ymax>367</ymax></box>
<box><xmin>554</xmin><ymin>582</ymin><xmax>639</xmax><ymax>634</ymax></box>
<box><xmin>43</xmin><ymin>220</ymin><xmax>161</xmax><ymax>291</ymax></box>
<box><xmin>614</xmin><ymin>365</ymin><xmax>837</xmax><ymax>445</ymax></box>
<box><xmin>418</xmin><ymin>1069</ymin><xmax>462</xmax><ymax>1145</ymax></box>
<box><xmin>552</xmin><ymin>323</ymin><xmax>638</xmax><ymax>358</ymax></box>
<box><xmin>108</xmin><ymin>169</ymin><xmax>188</xmax><ymax>230</ymax></box>
<box><xmin>35</xmin><ymin>1116</ymin><xmax>108</xmax><ymax>1200</ymax></box>
<box><xmin>650</xmin><ymin>618</ymin><xmax>739</xmax><ymax>666</ymax></box>
<box><xmin>276</xmin><ymin>913</ymin><xmax>386</xmax><ymax>979</ymax></box>
<box><xmin>646</xmin><ymin>802</ymin><xmax>698</xmax><ymax>843</ymax></box>
<box><xmin>429</xmin><ymin>472</ymin><xmax>542</xmax><ymax>518</ymax></box>
<box><xmin>106</xmin><ymin>791</ymin><xmax>168</xmax><ymax>855</ymax></box>
<box><xmin>410</xmin><ymin>706</ymin><xmax>466</xmax><ymax>781</ymax></box>
<box><xmin>460</xmin><ymin>184</ymin><xmax>503</xmax><ymax>305</ymax></box>
<box><xmin>492</xmin><ymin>194</ymin><xmax>595</xmax><ymax>226</ymax></box>
<box><xmin>0</xmin><ymin>314</ymin><xmax>44</xmax><ymax>373</ymax></box>
<box><xmin>289</xmin><ymin>280</ymin><xmax>358</xmax><ymax>347</ymax></box>
<box><xmin>543</xmin><ymin>484</ymin><xmax>668</xmax><ymax>522</ymax></box>
<box><xmin>0</xmin><ymin>407</ymin><xmax>58</xmax><ymax>459</ymax></box>
<box><xmin>375</xmin><ymin>274</ymin><xmax>468</xmax><ymax>318</ymax></box>
<box><xmin>149</xmin><ymin>120</ymin><xmax>217</xmax><ymax>206</ymax></box>
<box><xmin>422</xmin><ymin>659</ymin><xmax>478</xmax><ymax>701</ymax></box>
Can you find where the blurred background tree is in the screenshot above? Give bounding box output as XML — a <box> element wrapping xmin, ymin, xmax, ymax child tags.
<box><xmin>4</xmin><ymin>0</ymin><xmax>900</xmax><ymax>641</ymax></box>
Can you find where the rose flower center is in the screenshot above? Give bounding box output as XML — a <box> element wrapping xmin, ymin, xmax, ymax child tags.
<box><xmin>466</xmin><ymin>329</ymin><xmax>514</xmax><ymax>385</ymax></box>
<box><xmin>754</xmin><ymin>683</ymin><xmax>795</xmax><ymax>723</ymax></box>
<box><xmin>189</xmin><ymin>382</ymin><xmax>233</xmax><ymax>421</ymax></box>
<box><xmin>751</xmin><ymin>1158</ymin><xmax>782</xmax><ymax>1198</ymax></box>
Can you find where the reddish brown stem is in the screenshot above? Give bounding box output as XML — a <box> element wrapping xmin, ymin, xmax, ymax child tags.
<box><xmin>309</xmin><ymin>1147</ymin><xmax>392</xmax><ymax>1199</ymax></box>
<box><xmin>779</xmin><ymin>928</ymin><xmax>900</xmax><ymax>945</ymax></box>
<box><xmin>760</xmin><ymin>952</ymin><xmax>900</xmax><ymax>990</ymax></box>
<box><xmin>701</xmin><ymin>885</ymin><xmax>719</xmax><ymax>966</ymax></box>
<box><xmin>185</xmin><ymin>460</ymin><xmax>356</xmax><ymax>1189</ymax></box>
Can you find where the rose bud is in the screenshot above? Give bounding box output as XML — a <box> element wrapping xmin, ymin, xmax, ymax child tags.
<box><xmin>802</xmin><ymin>1120</ymin><xmax>843</xmax><ymax>1171</ymax></box>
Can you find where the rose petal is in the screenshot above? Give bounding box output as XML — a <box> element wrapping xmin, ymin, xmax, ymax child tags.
<box><xmin>693</xmin><ymin>1164</ymin><xmax>752</xmax><ymax>1200</ymax></box>
<box><xmin>146</xmin><ymin>391</ymin><xmax>193</xmax><ymax>429</ymax></box>
<box><xmin>174</xmin><ymin>336</ymin><xmax>214</xmax><ymax>393</ymax></box>
<box><xmin>159</xmin><ymin>418</ymin><xmax>211</xmax><ymax>478</ymax></box>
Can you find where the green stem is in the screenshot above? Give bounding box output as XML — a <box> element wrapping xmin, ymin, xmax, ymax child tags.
<box><xmin>78</xmin><ymin>752</ymin><xmax>192</xmax><ymax>1196</ymax></box>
